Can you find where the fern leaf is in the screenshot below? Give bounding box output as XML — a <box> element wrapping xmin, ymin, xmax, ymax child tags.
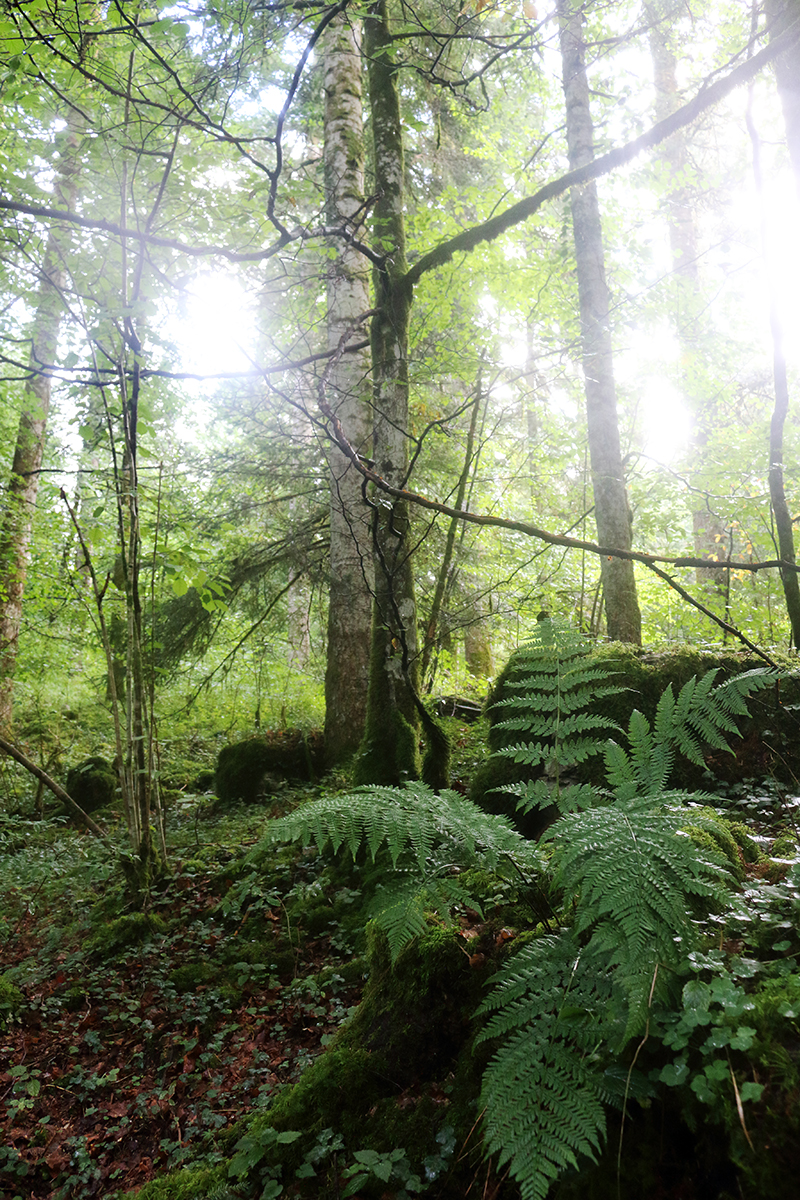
<box><xmin>551</xmin><ymin>800</ymin><xmax>728</xmax><ymax>1039</ymax></box>
<box><xmin>507</xmin><ymin>779</ymin><xmax>603</xmax><ymax>818</ymax></box>
<box><xmin>477</xmin><ymin>936</ymin><xmax>607</xmax><ymax>1199</ymax></box>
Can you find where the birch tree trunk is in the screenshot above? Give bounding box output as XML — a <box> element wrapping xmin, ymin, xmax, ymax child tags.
<box><xmin>557</xmin><ymin>0</ymin><xmax>641</xmax><ymax>644</ymax></box>
<box><xmin>647</xmin><ymin>4</ymin><xmax>726</xmax><ymax>594</ymax></box>
<box><xmin>0</xmin><ymin>115</ymin><xmax>82</xmax><ymax>729</ymax></box>
<box><xmin>322</xmin><ymin>14</ymin><xmax>375</xmax><ymax>762</ymax></box>
<box><xmin>354</xmin><ymin>0</ymin><xmax>421</xmax><ymax>784</ymax></box>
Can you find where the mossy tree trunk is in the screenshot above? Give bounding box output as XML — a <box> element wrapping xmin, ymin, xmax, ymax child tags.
<box><xmin>354</xmin><ymin>0</ymin><xmax>421</xmax><ymax>784</ymax></box>
<box><xmin>558</xmin><ymin>0</ymin><xmax>641</xmax><ymax>645</ymax></box>
<box><xmin>0</xmin><ymin>113</ymin><xmax>82</xmax><ymax>731</ymax></box>
<box><xmin>323</xmin><ymin>14</ymin><xmax>375</xmax><ymax>763</ymax></box>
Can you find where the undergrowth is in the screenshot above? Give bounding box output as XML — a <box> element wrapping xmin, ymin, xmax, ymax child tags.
<box><xmin>248</xmin><ymin>619</ymin><xmax>799</xmax><ymax>1199</ymax></box>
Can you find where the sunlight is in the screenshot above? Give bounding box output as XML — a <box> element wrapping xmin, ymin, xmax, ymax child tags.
<box><xmin>640</xmin><ymin>376</ymin><xmax>692</xmax><ymax>464</ymax></box>
<box><xmin>171</xmin><ymin>271</ymin><xmax>258</xmax><ymax>377</ymax></box>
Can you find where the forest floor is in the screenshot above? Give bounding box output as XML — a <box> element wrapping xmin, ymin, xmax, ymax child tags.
<box><xmin>1</xmin><ymin>713</ymin><xmax>799</xmax><ymax>1200</ymax></box>
<box><xmin>0</xmin><ymin>779</ymin><xmax>372</xmax><ymax>1200</ymax></box>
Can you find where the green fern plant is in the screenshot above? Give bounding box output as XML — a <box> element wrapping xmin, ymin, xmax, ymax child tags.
<box><xmin>261</xmin><ymin>784</ymin><xmax>545</xmax><ymax>960</ymax></box>
<box><xmin>256</xmin><ymin>621</ymin><xmax>774</xmax><ymax>1200</ymax></box>
<box><xmin>492</xmin><ymin>620</ymin><xmax>624</xmax><ymax>810</ymax></box>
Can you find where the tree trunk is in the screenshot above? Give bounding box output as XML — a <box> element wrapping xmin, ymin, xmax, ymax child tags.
<box><xmin>322</xmin><ymin>14</ymin><xmax>375</xmax><ymax>762</ymax></box>
<box><xmin>754</xmin><ymin>4</ymin><xmax>800</xmax><ymax>644</ymax></box>
<box><xmin>0</xmin><ymin>115</ymin><xmax>82</xmax><ymax>729</ymax></box>
<box><xmin>647</xmin><ymin>3</ymin><xmax>727</xmax><ymax>595</ymax></box>
<box><xmin>354</xmin><ymin>0</ymin><xmax>421</xmax><ymax>785</ymax></box>
<box><xmin>558</xmin><ymin>0</ymin><xmax>641</xmax><ymax>645</ymax></box>
<box><xmin>768</xmin><ymin>0</ymin><xmax>800</xmax><ymax>188</ymax></box>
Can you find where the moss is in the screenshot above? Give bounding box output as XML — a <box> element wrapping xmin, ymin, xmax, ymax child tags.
<box><xmin>65</xmin><ymin>755</ymin><xmax>117</xmax><ymax>814</ymax></box>
<box><xmin>726</xmin><ymin>820</ymin><xmax>763</xmax><ymax>863</ymax></box>
<box><xmin>168</xmin><ymin>961</ymin><xmax>222</xmax><ymax>992</ymax></box>
<box><xmin>354</xmin><ymin>706</ymin><xmax>420</xmax><ymax>786</ymax></box>
<box><xmin>340</xmin><ymin>922</ymin><xmax>484</xmax><ymax>1086</ymax></box>
<box><xmin>688</xmin><ymin>808</ymin><xmax>743</xmax><ymax>869</ymax></box>
<box><xmin>354</xmin><ymin>609</ymin><xmax>422</xmax><ymax>787</ymax></box>
<box><xmin>215</xmin><ymin>730</ymin><xmax>325</xmax><ymax>804</ymax></box>
<box><xmin>480</xmin><ymin>642</ymin><xmax>800</xmax><ymax>810</ymax></box>
<box><xmin>118</xmin><ymin>1163</ymin><xmax>226</xmax><ymax>1199</ymax></box>
<box><xmin>87</xmin><ymin>911</ymin><xmax>166</xmax><ymax>958</ymax></box>
<box><xmin>771</xmin><ymin>833</ymin><xmax>798</xmax><ymax>859</ymax></box>
<box><xmin>218</xmin><ymin>921</ymin><xmax>492</xmax><ymax>1196</ymax></box>
<box><xmin>684</xmin><ymin>826</ymin><xmax>742</xmax><ymax>879</ymax></box>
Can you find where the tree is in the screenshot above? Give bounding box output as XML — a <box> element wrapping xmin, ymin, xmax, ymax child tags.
<box><xmin>557</xmin><ymin>0</ymin><xmax>641</xmax><ymax>644</ymax></box>
<box><xmin>0</xmin><ymin>0</ymin><xmax>799</xmax><ymax>787</ymax></box>
<box><xmin>352</xmin><ymin>0</ymin><xmax>423</xmax><ymax>784</ymax></box>
<box><xmin>0</xmin><ymin>109</ymin><xmax>82</xmax><ymax>729</ymax></box>
<box><xmin>322</xmin><ymin>13</ymin><xmax>374</xmax><ymax>763</ymax></box>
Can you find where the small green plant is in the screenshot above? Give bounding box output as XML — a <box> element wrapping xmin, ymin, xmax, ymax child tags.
<box><xmin>341</xmin><ymin>1146</ymin><xmax>424</xmax><ymax>1197</ymax></box>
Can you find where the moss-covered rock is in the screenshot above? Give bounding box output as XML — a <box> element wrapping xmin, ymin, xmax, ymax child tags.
<box><xmin>86</xmin><ymin>911</ymin><xmax>166</xmax><ymax>959</ymax></box>
<box><xmin>473</xmin><ymin>642</ymin><xmax>800</xmax><ymax>830</ymax></box>
<box><xmin>119</xmin><ymin>1163</ymin><xmax>226</xmax><ymax>1200</ymax></box>
<box><xmin>215</xmin><ymin>729</ymin><xmax>325</xmax><ymax>804</ymax></box>
<box><xmin>218</xmin><ymin>920</ymin><xmax>496</xmax><ymax>1198</ymax></box>
<box><xmin>65</xmin><ymin>755</ymin><xmax>117</xmax><ymax>814</ymax></box>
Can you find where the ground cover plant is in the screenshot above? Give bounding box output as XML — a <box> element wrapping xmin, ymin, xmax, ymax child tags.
<box><xmin>3</xmin><ymin>627</ymin><xmax>800</xmax><ymax>1199</ymax></box>
<box><xmin>0</xmin><ymin>784</ymin><xmax>368</xmax><ymax>1199</ymax></box>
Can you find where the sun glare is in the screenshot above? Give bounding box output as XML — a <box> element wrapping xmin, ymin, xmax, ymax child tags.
<box><xmin>172</xmin><ymin>272</ymin><xmax>257</xmax><ymax>377</ymax></box>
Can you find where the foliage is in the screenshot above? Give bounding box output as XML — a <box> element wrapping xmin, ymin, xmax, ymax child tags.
<box><xmin>262</xmin><ymin>782</ymin><xmax>544</xmax><ymax>961</ymax></box>
<box><xmin>260</xmin><ymin>621</ymin><xmax>778</xmax><ymax>1198</ymax></box>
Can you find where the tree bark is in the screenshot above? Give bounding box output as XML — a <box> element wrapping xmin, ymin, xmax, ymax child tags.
<box><xmin>0</xmin><ymin>116</ymin><xmax>82</xmax><ymax>729</ymax></box>
<box><xmin>754</xmin><ymin>3</ymin><xmax>800</xmax><ymax>644</ymax></box>
<box><xmin>558</xmin><ymin>0</ymin><xmax>641</xmax><ymax>644</ymax></box>
<box><xmin>768</xmin><ymin>0</ymin><xmax>800</xmax><ymax>188</ymax></box>
<box><xmin>354</xmin><ymin>0</ymin><xmax>421</xmax><ymax>784</ymax></box>
<box><xmin>647</xmin><ymin>4</ymin><xmax>727</xmax><ymax>595</ymax></box>
<box><xmin>322</xmin><ymin>14</ymin><xmax>375</xmax><ymax>763</ymax></box>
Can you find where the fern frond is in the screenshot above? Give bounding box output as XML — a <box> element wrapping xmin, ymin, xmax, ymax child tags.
<box><xmin>369</xmin><ymin>873</ymin><xmax>487</xmax><ymax>962</ymax></box>
<box><xmin>507</xmin><ymin>779</ymin><xmax>603</xmax><ymax>818</ymax></box>
<box><xmin>261</xmin><ymin>783</ymin><xmax>541</xmax><ymax>876</ymax></box>
<box><xmin>604</xmin><ymin>668</ymin><xmax>775</xmax><ymax>795</ymax></box>
<box><xmin>488</xmin><ymin>620</ymin><xmax>624</xmax><ymax>781</ymax></box>
<box><xmin>477</xmin><ymin>935</ymin><xmax>608</xmax><ymax>1200</ymax></box>
<box><xmin>713</xmin><ymin>667</ymin><xmax>775</xmax><ymax>713</ymax></box>
<box><xmin>367</xmin><ymin>873</ymin><xmax>432</xmax><ymax>959</ymax></box>
<box><xmin>615</xmin><ymin>707</ymin><xmax>674</xmax><ymax>796</ymax></box>
<box><xmin>552</xmin><ymin>800</ymin><xmax>728</xmax><ymax>1038</ymax></box>
<box><xmin>258</xmin><ymin>784</ymin><xmax>547</xmax><ymax>962</ymax></box>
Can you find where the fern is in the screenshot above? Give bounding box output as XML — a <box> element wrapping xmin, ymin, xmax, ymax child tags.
<box><xmin>605</xmin><ymin>667</ymin><xmax>773</xmax><ymax>798</ymax></box>
<box><xmin>261</xmin><ymin>783</ymin><xmax>545</xmax><ymax>959</ymax></box>
<box><xmin>553</xmin><ymin>798</ymin><xmax>729</xmax><ymax>1039</ymax></box>
<box><xmin>254</xmin><ymin>630</ymin><xmax>775</xmax><ymax>1200</ymax></box>
<box><xmin>493</xmin><ymin>620</ymin><xmax>624</xmax><ymax>782</ymax></box>
<box><xmin>477</xmin><ymin>934</ymin><xmax>609</xmax><ymax>1200</ymax></box>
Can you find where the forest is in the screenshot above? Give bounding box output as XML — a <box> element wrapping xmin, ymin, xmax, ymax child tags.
<box><xmin>2</xmin><ymin>0</ymin><xmax>800</xmax><ymax>1196</ymax></box>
